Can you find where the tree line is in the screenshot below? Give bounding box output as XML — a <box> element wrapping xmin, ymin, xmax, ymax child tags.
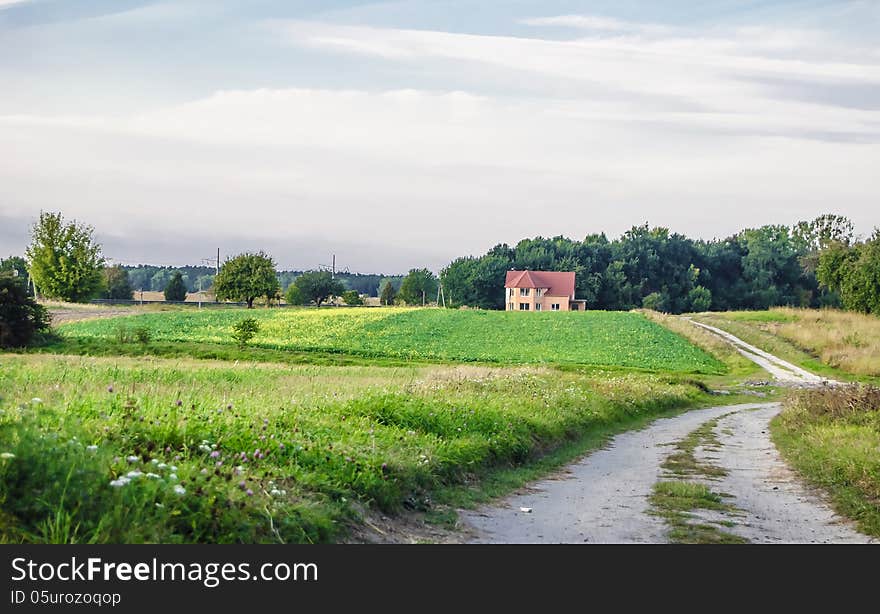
<box><xmin>6</xmin><ymin>210</ymin><xmax>879</xmax><ymax>316</ymax></box>
<box><xmin>440</xmin><ymin>214</ymin><xmax>864</xmax><ymax>314</ymax></box>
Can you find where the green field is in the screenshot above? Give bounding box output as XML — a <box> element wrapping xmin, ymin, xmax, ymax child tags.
<box><xmin>0</xmin><ymin>353</ymin><xmax>715</xmax><ymax>543</ymax></box>
<box><xmin>57</xmin><ymin>308</ymin><xmax>724</xmax><ymax>374</ymax></box>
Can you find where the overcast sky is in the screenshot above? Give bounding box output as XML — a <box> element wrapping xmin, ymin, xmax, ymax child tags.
<box><xmin>1</xmin><ymin>1</ymin><xmax>878</xmax><ymax>273</ymax></box>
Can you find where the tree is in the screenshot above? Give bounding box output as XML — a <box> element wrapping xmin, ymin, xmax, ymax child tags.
<box><xmin>687</xmin><ymin>285</ymin><xmax>712</xmax><ymax>312</ymax></box>
<box><xmin>380</xmin><ymin>279</ymin><xmax>397</xmax><ymax>306</ymax></box>
<box><xmin>341</xmin><ymin>290</ymin><xmax>363</xmax><ymax>306</ymax></box>
<box><xmin>0</xmin><ymin>256</ymin><xmax>27</xmax><ymax>279</ymax></box>
<box><xmin>284</xmin><ymin>284</ymin><xmax>306</xmax><ymax>306</ymax></box>
<box><xmin>214</xmin><ymin>252</ymin><xmax>280</xmax><ymax>308</ymax></box>
<box><xmin>26</xmin><ymin>211</ymin><xmax>104</xmax><ymax>302</ymax></box>
<box><xmin>103</xmin><ymin>265</ymin><xmax>134</xmax><ymax>300</ymax></box>
<box><xmin>0</xmin><ymin>274</ymin><xmax>50</xmax><ymax>347</ymax></box>
<box><xmin>818</xmin><ymin>235</ymin><xmax>880</xmax><ymax>314</ymax></box>
<box><xmin>164</xmin><ymin>271</ymin><xmax>187</xmax><ymax>302</ymax></box>
<box><xmin>397</xmin><ymin>268</ymin><xmax>438</xmax><ymax>305</ymax></box>
<box><xmin>293</xmin><ymin>270</ymin><xmax>344</xmax><ymax>307</ymax></box>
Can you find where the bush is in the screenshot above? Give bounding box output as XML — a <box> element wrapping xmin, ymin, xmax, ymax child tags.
<box><xmin>341</xmin><ymin>290</ymin><xmax>363</xmax><ymax>306</ymax></box>
<box><xmin>0</xmin><ymin>275</ymin><xmax>50</xmax><ymax>348</ymax></box>
<box><xmin>285</xmin><ymin>285</ymin><xmax>306</xmax><ymax>306</ymax></box>
<box><xmin>231</xmin><ymin>317</ymin><xmax>260</xmax><ymax>348</ymax></box>
<box><xmin>134</xmin><ymin>326</ymin><xmax>152</xmax><ymax>345</ymax></box>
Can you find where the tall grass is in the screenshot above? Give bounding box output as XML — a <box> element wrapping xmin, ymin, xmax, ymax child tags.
<box><xmin>772</xmin><ymin>385</ymin><xmax>880</xmax><ymax>537</ymax></box>
<box><xmin>0</xmin><ymin>353</ymin><xmax>714</xmax><ymax>543</ymax></box>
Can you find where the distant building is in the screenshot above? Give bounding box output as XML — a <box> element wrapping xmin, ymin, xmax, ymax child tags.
<box><xmin>504</xmin><ymin>270</ymin><xmax>587</xmax><ymax>312</ymax></box>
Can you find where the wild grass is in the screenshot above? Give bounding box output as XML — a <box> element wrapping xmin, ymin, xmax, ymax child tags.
<box><xmin>771</xmin><ymin>385</ymin><xmax>880</xmax><ymax>537</ymax></box>
<box><xmin>649</xmin><ymin>481</ymin><xmax>747</xmax><ymax>544</ymax></box>
<box><xmin>0</xmin><ymin>353</ymin><xmax>716</xmax><ymax>543</ymax></box>
<box><xmin>697</xmin><ymin>308</ymin><xmax>880</xmax><ymax>380</ymax></box>
<box><xmin>55</xmin><ymin>308</ymin><xmax>725</xmax><ymax>374</ymax></box>
<box><xmin>661</xmin><ymin>416</ymin><xmax>728</xmax><ymax>478</ymax></box>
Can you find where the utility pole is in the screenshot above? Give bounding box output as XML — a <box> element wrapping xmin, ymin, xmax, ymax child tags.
<box><xmin>332</xmin><ymin>254</ymin><xmax>336</xmax><ymax>279</ymax></box>
<box><xmin>216</xmin><ymin>248</ymin><xmax>220</xmax><ymax>277</ymax></box>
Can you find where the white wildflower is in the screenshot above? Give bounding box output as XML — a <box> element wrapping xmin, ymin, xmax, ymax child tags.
<box><xmin>170</xmin><ymin>465</ymin><xmax>178</xmax><ymax>472</ymax></box>
<box><xmin>126</xmin><ymin>470</ymin><xmax>143</xmax><ymax>479</ymax></box>
<box><xmin>31</xmin><ymin>398</ymin><xmax>42</xmax><ymax>404</ymax></box>
<box><xmin>109</xmin><ymin>477</ymin><xmax>130</xmax><ymax>487</ymax></box>
<box><xmin>146</xmin><ymin>473</ymin><xmax>161</xmax><ymax>479</ymax></box>
<box><xmin>157</xmin><ymin>462</ymin><xmax>168</xmax><ymax>469</ymax></box>
<box><xmin>0</xmin><ymin>452</ymin><xmax>15</xmax><ymax>459</ymax></box>
<box><xmin>173</xmin><ymin>485</ymin><xmax>185</xmax><ymax>495</ymax></box>
<box><xmin>126</xmin><ymin>455</ymin><xmax>139</xmax><ymax>463</ymax></box>
<box><xmin>169</xmin><ymin>473</ymin><xmax>178</xmax><ymax>481</ymax></box>
<box><xmin>151</xmin><ymin>459</ymin><xmax>159</xmax><ymax>465</ymax></box>
<box><xmin>199</xmin><ymin>445</ymin><xmax>211</xmax><ymax>453</ymax></box>
<box><xmin>86</xmin><ymin>445</ymin><xmax>98</xmax><ymax>452</ymax></box>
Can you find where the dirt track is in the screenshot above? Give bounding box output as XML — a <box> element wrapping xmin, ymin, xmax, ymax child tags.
<box><xmin>459</xmin><ymin>323</ymin><xmax>872</xmax><ymax>544</ymax></box>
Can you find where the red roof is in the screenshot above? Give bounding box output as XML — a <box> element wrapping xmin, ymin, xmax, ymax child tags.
<box><xmin>505</xmin><ymin>270</ymin><xmax>575</xmax><ymax>298</ymax></box>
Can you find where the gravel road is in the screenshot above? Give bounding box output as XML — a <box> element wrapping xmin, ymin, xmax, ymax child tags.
<box><xmin>460</xmin><ymin>322</ymin><xmax>872</xmax><ymax>544</ymax></box>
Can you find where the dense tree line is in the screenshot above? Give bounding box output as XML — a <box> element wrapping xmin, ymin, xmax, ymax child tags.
<box><xmin>441</xmin><ymin>214</ymin><xmax>856</xmax><ymax>313</ymax></box>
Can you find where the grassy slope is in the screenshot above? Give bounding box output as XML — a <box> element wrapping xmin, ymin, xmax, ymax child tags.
<box><xmin>771</xmin><ymin>387</ymin><xmax>880</xmax><ymax>537</ymax></box>
<box><xmin>54</xmin><ymin>308</ymin><xmax>724</xmax><ymax>374</ymax></box>
<box><xmin>0</xmin><ymin>353</ymin><xmax>726</xmax><ymax>544</ymax></box>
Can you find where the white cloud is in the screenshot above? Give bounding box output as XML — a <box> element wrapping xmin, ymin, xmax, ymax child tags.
<box><xmin>520</xmin><ymin>14</ymin><xmax>673</xmax><ymax>35</ymax></box>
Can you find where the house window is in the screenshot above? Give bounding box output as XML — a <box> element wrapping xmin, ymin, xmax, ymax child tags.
<box><xmin>520</xmin><ymin>288</ymin><xmax>530</xmax><ymax>297</ymax></box>
<box><xmin>507</xmin><ymin>302</ymin><xmax>514</xmax><ymax>310</ymax></box>
<box><xmin>508</xmin><ymin>288</ymin><xmax>514</xmax><ymax>297</ymax></box>
<box><xmin>535</xmin><ymin>303</ymin><xmax>542</xmax><ymax>311</ymax></box>
<box><xmin>519</xmin><ymin>303</ymin><xmax>530</xmax><ymax>310</ymax></box>
<box><xmin>571</xmin><ymin>303</ymin><xmax>578</xmax><ymax>311</ymax></box>
<box><xmin>551</xmin><ymin>303</ymin><xmax>560</xmax><ymax>311</ymax></box>
<box><xmin>535</xmin><ymin>289</ymin><xmax>543</xmax><ymax>298</ymax></box>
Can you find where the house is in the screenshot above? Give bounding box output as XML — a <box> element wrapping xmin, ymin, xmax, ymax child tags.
<box><xmin>504</xmin><ymin>270</ymin><xmax>587</xmax><ymax>312</ymax></box>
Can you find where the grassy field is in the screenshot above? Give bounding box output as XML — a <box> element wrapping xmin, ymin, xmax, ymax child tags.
<box><xmin>694</xmin><ymin>308</ymin><xmax>880</xmax><ymax>382</ymax></box>
<box><xmin>54</xmin><ymin>308</ymin><xmax>724</xmax><ymax>373</ymax></box>
<box><xmin>0</xmin><ymin>353</ymin><xmax>718</xmax><ymax>543</ymax></box>
<box><xmin>772</xmin><ymin>385</ymin><xmax>880</xmax><ymax>537</ymax></box>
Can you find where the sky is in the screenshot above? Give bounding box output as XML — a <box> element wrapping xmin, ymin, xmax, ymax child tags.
<box><xmin>0</xmin><ymin>1</ymin><xmax>878</xmax><ymax>273</ymax></box>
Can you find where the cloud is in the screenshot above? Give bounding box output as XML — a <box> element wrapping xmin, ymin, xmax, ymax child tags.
<box><xmin>1</xmin><ymin>11</ymin><xmax>879</xmax><ymax>269</ymax></box>
<box><xmin>519</xmin><ymin>14</ymin><xmax>673</xmax><ymax>35</ymax></box>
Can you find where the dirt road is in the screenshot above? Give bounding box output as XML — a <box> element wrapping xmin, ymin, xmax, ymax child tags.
<box><xmin>460</xmin><ymin>322</ymin><xmax>871</xmax><ymax>544</ymax></box>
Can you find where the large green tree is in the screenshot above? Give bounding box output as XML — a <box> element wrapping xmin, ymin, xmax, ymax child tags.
<box><xmin>214</xmin><ymin>252</ymin><xmax>279</xmax><ymax>308</ymax></box>
<box><xmin>26</xmin><ymin>211</ymin><xmax>104</xmax><ymax>302</ymax></box>
<box><xmin>103</xmin><ymin>265</ymin><xmax>134</xmax><ymax>300</ymax></box>
<box><xmin>397</xmin><ymin>268</ymin><xmax>438</xmax><ymax>305</ymax></box>
<box><xmin>293</xmin><ymin>271</ymin><xmax>344</xmax><ymax>307</ymax></box>
<box><xmin>817</xmin><ymin>233</ymin><xmax>880</xmax><ymax>314</ymax></box>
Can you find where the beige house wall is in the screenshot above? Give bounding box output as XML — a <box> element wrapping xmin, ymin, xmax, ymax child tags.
<box><xmin>505</xmin><ymin>287</ymin><xmax>573</xmax><ymax>311</ymax></box>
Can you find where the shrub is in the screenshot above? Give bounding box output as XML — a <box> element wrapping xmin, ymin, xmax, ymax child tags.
<box><xmin>0</xmin><ymin>275</ymin><xmax>50</xmax><ymax>348</ymax></box>
<box><xmin>231</xmin><ymin>317</ymin><xmax>260</xmax><ymax>348</ymax></box>
<box><xmin>341</xmin><ymin>290</ymin><xmax>363</xmax><ymax>306</ymax></box>
<box><xmin>134</xmin><ymin>326</ymin><xmax>152</xmax><ymax>345</ymax></box>
<box><xmin>285</xmin><ymin>285</ymin><xmax>306</xmax><ymax>306</ymax></box>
